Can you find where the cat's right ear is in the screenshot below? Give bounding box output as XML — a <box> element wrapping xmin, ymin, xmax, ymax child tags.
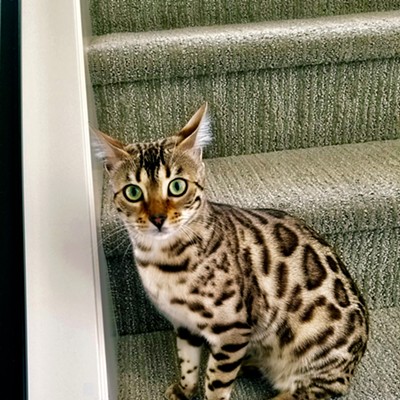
<box><xmin>176</xmin><ymin>103</ymin><xmax>212</xmax><ymax>159</ymax></box>
<box><xmin>91</xmin><ymin>127</ymin><xmax>129</xmax><ymax>173</ymax></box>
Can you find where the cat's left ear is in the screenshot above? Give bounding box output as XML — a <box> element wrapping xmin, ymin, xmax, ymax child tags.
<box><xmin>91</xmin><ymin>127</ymin><xmax>130</xmax><ymax>173</ymax></box>
<box><xmin>176</xmin><ymin>103</ymin><xmax>212</xmax><ymax>159</ymax></box>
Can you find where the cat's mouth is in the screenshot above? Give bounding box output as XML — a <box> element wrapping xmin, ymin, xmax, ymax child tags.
<box><xmin>154</xmin><ymin>228</ymin><xmax>170</xmax><ymax>237</ymax></box>
<box><xmin>131</xmin><ymin>220</ymin><xmax>187</xmax><ymax>241</ymax></box>
<box><xmin>142</xmin><ymin>225</ymin><xmax>176</xmax><ymax>240</ymax></box>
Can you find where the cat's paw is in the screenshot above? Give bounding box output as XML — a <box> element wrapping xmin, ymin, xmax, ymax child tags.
<box><xmin>165</xmin><ymin>383</ymin><xmax>192</xmax><ymax>400</ymax></box>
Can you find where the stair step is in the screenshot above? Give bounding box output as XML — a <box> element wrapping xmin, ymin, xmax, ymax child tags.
<box><xmin>101</xmin><ymin>140</ymin><xmax>400</xmax><ymax>335</ymax></box>
<box><xmin>205</xmin><ymin>140</ymin><xmax>400</xmax><ymax>235</ymax></box>
<box><xmin>89</xmin><ymin>0</ymin><xmax>400</xmax><ymax>35</ymax></box>
<box><xmin>89</xmin><ymin>11</ymin><xmax>400</xmax><ymax>157</ymax></box>
<box><xmin>89</xmin><ymin>11</ymin><xmax>400</xmax><ymax>85</ymax></box>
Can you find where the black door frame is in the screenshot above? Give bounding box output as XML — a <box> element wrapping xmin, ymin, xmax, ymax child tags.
<box><xmin>0</xmin><ymin>0</ymin><xmax>27</xmax><ymax>398</ymax></box>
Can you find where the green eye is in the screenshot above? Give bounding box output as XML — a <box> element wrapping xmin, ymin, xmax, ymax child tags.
<box><xmin>168</xmin><ymin>178</ymin><xmax>188</xmax><ymax>197</ymax></box>
<box><xmin>123</xmin><ymin>185</ymin><xmax>143</xmax><ymax>202</ymax></box>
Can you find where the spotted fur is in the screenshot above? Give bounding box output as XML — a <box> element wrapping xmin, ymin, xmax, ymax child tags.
<box><xmin>95</xmin><ymin>104</ymin><xmax>368</xmax><ymax>400</ymax></box>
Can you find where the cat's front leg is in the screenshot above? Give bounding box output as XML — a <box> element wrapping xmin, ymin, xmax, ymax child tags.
<box><xmin>205</xmin><ymin>334</ymin><xmax>249</xmax><ymax>400</ymax></box>
<box><xmin>165</xmin><ymin>327</ymin><xmax>203</xmax><ymax>400</ymax></box>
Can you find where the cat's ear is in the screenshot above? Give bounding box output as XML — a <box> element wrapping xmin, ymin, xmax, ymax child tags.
<box><xmin>91</xmin><ymin>127</ymin><xmax>129</xmax><ymax>172</ymax></box>
<box><xmin>176</xmin><ymin>103</ymin><xmax>212</xmax><ymax>158</ymax></box>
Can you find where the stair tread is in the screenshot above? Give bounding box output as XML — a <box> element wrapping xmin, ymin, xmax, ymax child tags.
<box><xmin>90</xmin><ymin>0</ymin><xmax>400</xmax><ymax>35</ymax></box>
<box><xmin>205</xmin><ymin>139</ymin><xmax>400</xmax><ymax>234</ymax></box>
<box><xmin>118</xmin><ymin>307</ymin><xmax>400</xmax><ymax>400</ymax></box>
<box><xmin>89</xmin><ymin>10</ymin><xmax>400</xmax><ymax>85</ymax></box>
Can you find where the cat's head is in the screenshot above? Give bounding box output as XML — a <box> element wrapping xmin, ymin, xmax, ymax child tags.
<box><xmin>94</xmin><ymin>103</ymin><xmax>211</xmax><ymax>242</ymax></box>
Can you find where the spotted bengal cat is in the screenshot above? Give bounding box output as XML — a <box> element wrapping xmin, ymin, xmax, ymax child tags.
<box><xmin>94</xmin><ymin>104</ymin><xmax>368</xmax><ymax>400</ymax></box>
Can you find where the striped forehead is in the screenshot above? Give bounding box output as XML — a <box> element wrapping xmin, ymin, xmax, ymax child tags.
<box><xmin>128</xmin><ymin>141</ymin><xmax>171</xmax><ymax>183</ymax></box>
<box><xmin>133</xmin><ymin>144</ymin><xmax>165</xmax><ymax>182</ymax></box>
<box><xmin>123</xmin><ymin>137</ymin><xmax>190</xmax><ymax>184</ymax></box>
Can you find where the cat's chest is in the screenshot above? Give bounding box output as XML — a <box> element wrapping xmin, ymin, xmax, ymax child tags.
<box><xmin>137</xmin><ymin>265</ymin><xmax>198</xmax><ymax>326</ymax></box>
<box><xmin>138</xmin><ymin>265</ymin><xmax>177</xmax><ymax>302</ymax></box>
<box><xmin>134</xmin><ymin>245</ymin><xmax>198</xmax><ymax>323</ymax></box>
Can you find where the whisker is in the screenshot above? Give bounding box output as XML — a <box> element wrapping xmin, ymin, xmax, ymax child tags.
<box><xmin>99</xmin><ymin>225</ymin><xmax>129</xmax><ymax>244</ymax></box>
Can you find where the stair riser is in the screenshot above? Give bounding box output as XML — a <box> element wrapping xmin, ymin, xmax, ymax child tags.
<box><xmin>328</xmin><ymin>228</ymin><xmax>400</xmax><ymax>313</ymax></box>
<box><xmin>93</xmin><ymin>58</ymin><xmax>400</xmax><ymax>158</ymax></box>
<box><xmin>90</xmin><ymin>0</ymin><xmax>400</xmax><ymax>35</ymax></box>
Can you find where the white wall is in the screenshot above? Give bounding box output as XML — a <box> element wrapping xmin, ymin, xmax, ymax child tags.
<box><xmin>22</xmin><ymin>0</ymin><xmax>117</xmax><ymax>399</ymax></box>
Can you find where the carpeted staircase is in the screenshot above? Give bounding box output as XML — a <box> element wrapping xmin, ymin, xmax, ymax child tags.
<box><xmin>87</xmin><ymin>1</ymin><xmax>400</xmax><ymax>399</ymax></box>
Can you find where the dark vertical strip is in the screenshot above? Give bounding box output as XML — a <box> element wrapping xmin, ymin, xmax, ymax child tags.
<box><xmin>0</xmin><ymin>1</ymin><xmax>26</xmax><ymax>399</ymax></box>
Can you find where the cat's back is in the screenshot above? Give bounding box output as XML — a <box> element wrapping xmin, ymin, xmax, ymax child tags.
<box><xmin>210</xmin><ymin>202</ymin><xmax>368</xmax><ymax>388</ymax></box>
<box><xmin>209</xmin><ymin>201</ymin><xmax>368</xmax><ymax>332</ymax></box>
<box><xmin>210</xmin><ymin>201</ymin><xmax>332</xmax><ymax>264</ymax></box>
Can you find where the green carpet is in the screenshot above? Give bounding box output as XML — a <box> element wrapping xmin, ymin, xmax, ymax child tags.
<box><xmin>89</xmin><ymin>12</ymin><xmax>400</xmax><ymax>84</ymax></box>
<box><xmin>87</xmin><ymin>2</ymin><xmax>400</xmax><ymax>398</ymax></box>
<box><xmin>90</xmin><ymin>0</ymin><xmax>400</xmax><ymax>35</ymax></box>
<box><xmin>89</xmin><ymin>12</ymin><xmax>400</xmax><ymax>158</ymax></box>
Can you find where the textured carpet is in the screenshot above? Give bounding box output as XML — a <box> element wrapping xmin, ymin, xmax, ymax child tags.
<box><xmin>89</xmin><ymin>0</ymin><xmax>400</xmax><ymax>35</ymax></box>
<box><xmin>89</xmin><ymin>12</ymin><xmax>400</xmax><ymax>84</ymax></box>
<box><xmin>100</xmin><ymin>140</ymin><xmax>400</xmax><ymax>335</ymax></box>
<box><xmin>89</xmin><ymin>3</ymin><xmax>400</xmax><ymax>397</ymax></box>
<box><xmin>118</xmin><ymin>308</ymin><xmax>400</xmax><ymax>400</ymax></box>
<box><xmin>92</xmin><ymin>58</ymin><xmax>400</xmax><ymax>159</ymax></box>
<box><xmin>89</xmin><ymin>12</ymin><xmax>400</xmax><ymax>158</ymax></box>
<box><xmin>88</xmin><ymin>1</ymin><xmax>400</xmax><ymax>397</ymax></box>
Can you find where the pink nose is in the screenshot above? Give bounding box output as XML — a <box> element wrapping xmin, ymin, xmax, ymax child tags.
<box><xmin>149</xmin><ymin>214</ymin><xmax>166</xmax><ymax>231</ymax></box>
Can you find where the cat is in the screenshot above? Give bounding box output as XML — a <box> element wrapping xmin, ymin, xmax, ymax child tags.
<box><xmin>94</xmin><ymin>103</ymin><xmax>369</xmax><ymax>400</ymax></box>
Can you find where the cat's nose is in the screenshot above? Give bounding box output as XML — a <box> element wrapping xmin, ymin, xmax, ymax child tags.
<box><xmin>149</xmin><ymin>214</ymin><xmax>167</xmax><ymax>231</ymax></box>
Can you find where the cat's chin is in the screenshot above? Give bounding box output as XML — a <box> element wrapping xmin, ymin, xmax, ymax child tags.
<box><xmin>139</xmin><ymin>228</ymin><xmax>179</xmax><ymax>242</ymax></box>
<box><xmin>153</xmin><ymin>230</ymin><xmax>175</xmax><ymax>240</ymax></box>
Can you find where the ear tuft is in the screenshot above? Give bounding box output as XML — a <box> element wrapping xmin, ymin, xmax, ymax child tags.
<box><xmin>177</xmin><ymin>103</ymin><xmax>212</xmax><ymax>153</ymax></box>
<box><xmin>193</xmin><ymin>108</ymin><xmax>212</xmax><ymax>150</ymax></box>
<box><xmin>90</xmin><ymin>127</ymin><xmax>108</xmax><ymax>161</ymax></box>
